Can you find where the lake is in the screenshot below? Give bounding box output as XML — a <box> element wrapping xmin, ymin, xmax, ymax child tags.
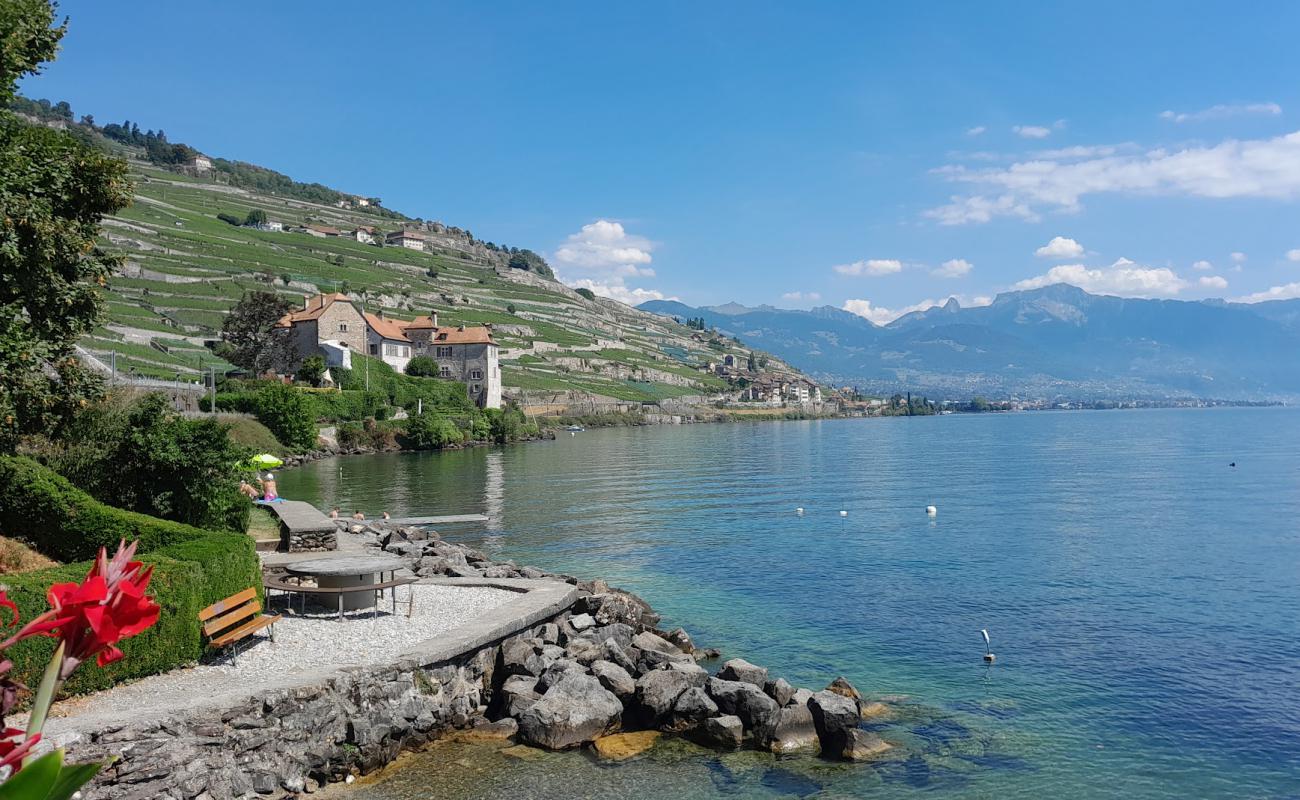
<box><xmin>280</xmin><ymin>409</ymin><xmax>1300</xmax><ymax>799</ymax></box>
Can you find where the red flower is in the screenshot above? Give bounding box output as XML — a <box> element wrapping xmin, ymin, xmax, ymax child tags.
<box><xmin>0</xmin><ymin>727</ymin><xmax>39</xmax><ymax>774</ymax></box>
<box><xmin>0</xmin><ymin>593</ymin><xmax>16</xmax><ymax>628</ymax></box>
<box><xmin>2</xmin><ymin>541</ymin><xmax>160</xmax><ymax>680</ymax></box>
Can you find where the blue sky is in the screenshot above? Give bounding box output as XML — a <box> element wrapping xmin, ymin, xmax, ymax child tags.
<box><xmin>24</xmin><ymin>1</ymin><xmax>1300</xmax><ymax>321</ymax></box>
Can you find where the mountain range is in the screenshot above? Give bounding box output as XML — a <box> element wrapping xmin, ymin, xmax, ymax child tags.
<box><xmin>640</xmin><ymin>285</ymin><xmax>1300</xmax><ymax>400</ymax></box>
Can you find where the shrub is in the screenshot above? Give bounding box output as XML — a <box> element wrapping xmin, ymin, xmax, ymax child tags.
<box><xmin>575</xmin><ymin>287</ymin><xmax>596</xmax><ymax>301</ymax></box>
<box><xmin>402</xmin><ymin>413</ymin><xmax>464</xmax><ymax>450</ymax></box>
<box><xmin>44</xmin><ymin>393</ymin><xmax>250</xmax><ymax>533</ymax></box>
<box><xmin>253</xmin><ymin>383</ymin><xmax>317</xmax><ymax>452</ymax></box>
<box><xmin>216</xmin><ymin>212</ymin><xmax>241</xmax><ymax>226</ymax></box>
<box><xmin>0</xmin><ymin>456</ymin><xmax>259</xmax><ymax>695</ymax></box>
<box><xmin>296</xmin><ymin>355</ymin><xmax>326</xmax><ymax>387</ymax></box>
<box><xmin>405</xmin><ymin>355</ymin><xmax>438</xmax><ymax>377</ymax></box>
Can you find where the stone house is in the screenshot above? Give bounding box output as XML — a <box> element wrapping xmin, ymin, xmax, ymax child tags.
<box><xmin>386</xmin><ymin>230</ymin><xmax>427</xmax><ymax>251</ymax></box>
<box><xmin>186</xmin><ymin>155</ymin><xmax>212</xmax><ymax>172</ymax></box>
<box><xmin>277</xmin><ymin>295</ymin><xmax>500</xmax><ymax>408</ymax></box>
<box><xmin>303</xmin><ymin>224</ymin><xmax>341</xmax><ymax>238</ymax></box>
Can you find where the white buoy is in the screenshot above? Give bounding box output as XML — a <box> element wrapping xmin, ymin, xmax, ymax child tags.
<box><xmin>926</xmin><ymin>505</ymin><xmax>937</xmax><ymax>516</ymax></box>
<box><xmin>796</xmin><ymin>507</ymin><xmax>805</xmax><ymax>515</ymax></box>
<box><xmin>839</xmin><ymin>510</ymin><xmax>848</xmax><ymax>517</ymax></box>
<box><xmin>570</xmin><ymin>431</ymin><xmax>576</xmax><ymax>437</ymax></box>
<box><xmin>981</xmin><ymin>629</ymin><xmax>995</xmax><ymax>662</ymax></box>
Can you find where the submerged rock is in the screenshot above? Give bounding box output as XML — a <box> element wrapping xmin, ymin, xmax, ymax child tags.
<box><xmin>842</xmin><ymin>729</ymin><xmax>893</xmax><ymax>761</ymax></box>
<box><xmin>827</xmin><ymin>676</ymin><xmax>863</xmax><ymax>704</ymax></box>
<box><xmin>517</xmin><ymin>674</ymin><xmax>623</xmax><ymax>750</ymax></box>
<box><xmin>593</xmin><ymin>730</ymin><xmax>660</xmax><ymax>761</ymax></box>
<box><xmin>763</xmin><ymin>704</ymin><xmax>819</xmax><ymax>754</ymax></box>
<box><xmin>808</xmin><ymin>690</ymin><xmax>859</xmax><ymax>757</ymax></box>
<box><xmin>697</xmin><ymin>715</ymin><xmax>744</xmax><ymax>750</ymax></box>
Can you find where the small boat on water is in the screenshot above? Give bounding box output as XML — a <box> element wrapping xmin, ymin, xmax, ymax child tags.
<box><xmin>566</xmin><ymin>425</ymin><xmax>586</xmax><ymax>432</ymax></box>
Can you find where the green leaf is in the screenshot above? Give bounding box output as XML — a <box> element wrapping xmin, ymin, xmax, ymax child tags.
<box><xmin>0</xmin><ymin>749</ymin><xmax>62</xmax><ymax>799</ymax></box>
<box><xmin>46</xmin><ymin>759</ymin><xmax>105</xmax><ymax>800</ymax></box>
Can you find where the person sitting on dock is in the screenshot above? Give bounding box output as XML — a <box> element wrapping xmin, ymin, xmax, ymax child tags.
<box><xmin>382</xmin><ymin>511</ymin><xmax>391</xmax><ymax>520</ymax></box>
<box><xmin>259</xmin><ymin>473</ymin><xmax>278</xmax><ymax>502</ymax></box>
<box><xmin>329</xmin><ymin>507</ymin><xmax>340</xmax><ymax>520</ymax></box>
<box><xmin>352</xmin><ymin>510</ymin><xmax>365</xmax><ymax>521</ymax></box>
<box><xmin>238</xmin><ymin>480</ymin><xmax>259</xmax><ymax>500</ymax></box>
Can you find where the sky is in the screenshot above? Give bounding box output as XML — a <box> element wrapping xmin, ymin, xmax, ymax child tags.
<box><xmin>23</xmin><ymin>1</ymin><xmax>1300</xmax><ymax>322</ymax></box>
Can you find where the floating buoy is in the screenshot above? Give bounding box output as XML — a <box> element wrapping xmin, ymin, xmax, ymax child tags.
<box><xmin>981</xmin><ymin>629</ymin><xmax>995</xmax><ymax>662</ymax></box>
<box><xmin>796</xmin><ymin>507</ymin><xmax>805</xmax><ymax>515</ymax></box>
<box><xmin>570</xmin><ymin>431</ymin><xmax>576</xmax><ymax>437</ymax></box>
<box><xmin>839</xmin><ymin>510</ymin><xmax>848</xmax><ymax>518</ymax></box>
<box><xmin>926</xmin><ymin>505</ymin><xmax>938</xmax><ymax>516</ymax></box>
<box><xmin>1228</xmin><ymin>462</ymin><xmax>1236</xmax><ymax>467</ymax></box>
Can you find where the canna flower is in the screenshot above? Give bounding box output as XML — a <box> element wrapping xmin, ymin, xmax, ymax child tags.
<box><xmin>0</xmin><ymin>592</ymin><xmax>16</xmax><ymax>628</ymax></box>
<box><xmin>0</xmin><ymin>727</ymin><xmax>39</xmax><ymax>775</ymax></box>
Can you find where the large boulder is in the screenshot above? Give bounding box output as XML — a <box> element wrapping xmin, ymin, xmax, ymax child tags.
<box><xmin>634</xmin><ymin>669</ymin><xmax>696</xmax><ymax>726</ymax></box>
<box><xmin>536</xmin><ymin>659</ymin><xmax>587</xmax><ymax>692</ymax></box>
<box><xmin>603</xmin><ymin>640</ymin><xmax>639</xmax><ymax>675</ymax></box>
<box><xmin>808</xmin><ymin>690</ymin><xmax>859</xmax><ymax>756</ymax></box>
<box><xmin>593</xmin><ymin>731</ymin><xmax>660</xmax><ymax>761</ymax></box>
<box><xmin>696</xmin><ymin>715</ymin><xmax>744</xmax><ymax>750</ymax></box>
<box><xmin>497</xmin><ymin>675</ymin><xmax>542</xmax><ymax>719</ymax></box>
<box><xmin>841</xmin><ymin>729</ymin><xmax>892</xmax><ymax>761</ymax></box>
<box><xmin>564</xmin><ymin>638</ymin><xmax>606</xmax><ymax>666</ymax></box>
<box><xmin>763</xmin><ymin>704</ymin><xmax>819</xmax><ymax>753</ymax></box>
<box><xmin>663</xmin><ymin>627</ymin><xmax>695</xmax><ymax>653</ymax></box>
<box><xmin>517</xmin><ymin>674</ymin><xmax>623</xmax><ymax>750</ymax></box>
<box><xmin>501</xmin><ymin>639</ymin><xmax>565</xmax><ymax>678</ymax></box>
<box><xmin>667</xmin><ymin>687</ymin><xmax>718</xmax><ymax>732</ymax></box>
<box><xmin>581</xmin><ymin>591</ymin><xmax>660</xmax><ymax>628</ymax></box>
<box><xmin>765</xmin><ymin>678</ymin><xmax>796</xmax><ymax>707</ymax></box>
<box><xmin>632</xmin><ymin>630</ymin><xmax>682</xmax><ymax>656</ymax></box>
<box><xmin>590</xmin><ymin>660</ymin><xmax>636</xmax><ymax>698</ymax></box>
<box><xmin>717</xmin><ymin>658</ymin><xmax>768</xmax><ymax>689</ymax></box>
<box><xmin>585</xmin><ymin>623</ymin><xmax>635</xmax><ymax>650</ymax></box>
<box><xmin>826</xmin><ymin>676</ymin><xmax>863</xmax><ymax>705</ymax></box>
<box><xmin>705</xmin><ymin>677</ymin><xmax>778</xmax><ymax>738</ymax></box>
<box><xmin>667</xmin><ymin>660</ymin><xmax>709</xmax><ymax>685</ymax></box>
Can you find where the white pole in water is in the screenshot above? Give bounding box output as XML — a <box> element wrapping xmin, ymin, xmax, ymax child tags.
<box><xmin>981</xmin><ymin>629</ymin><xmax>995</xmax><ymax>662</ymax></box>
<box><xmin>926</xmin><ymin>505</ymin><xmax>938</xmax><ymax>517</ymax></box>
<box><xmin>796</xmin><ymin>507</ymin><xmax>804</xmax><ymax>515</ymax></box>
<box><xmin>839</xmin><ymin>510</ymin><xmax>848</xmax><ymax>517</ymax></box>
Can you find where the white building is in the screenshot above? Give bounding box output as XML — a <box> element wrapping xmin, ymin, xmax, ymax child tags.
<box><xmin>385</xmin><ymin>229</ymin><xmax>427</xmax><ymax>251</ymax></box>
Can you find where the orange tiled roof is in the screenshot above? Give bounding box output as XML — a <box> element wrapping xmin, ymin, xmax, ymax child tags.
<box><xmin>276</xmin><ymin>292</ymin><xmax>351</xmax><ymax>326</ymax></box>
<box><xmin>306</xmin><ymin>223</ymin><xmax>341</xmax><ymax>235</ymax></box>
<box><xmin>431</xmin><ymin>325</ymin><xmax>496</xmax><ymax>345</ymax></box>
<box><xmin>362</xmin><ymin>312</ymin><xmax>411</xmax><ymax>343</ymax></box>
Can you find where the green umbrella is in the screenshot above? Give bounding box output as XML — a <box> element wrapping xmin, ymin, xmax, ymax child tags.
<box><xmin>249</xmin><ymin>453</ymin><xmax>283</xmax><ymax>469</ymax></box>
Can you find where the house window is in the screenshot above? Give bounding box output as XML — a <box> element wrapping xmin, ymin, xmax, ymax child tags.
<box><xmin>368</xmin><ymin>344</ymin><xmax>378</xmax><ymax>355</ymax></box>
<box><xmin>339</xmin><ymin>323</ymin><xmax>348</xmax><ymax>332</ymax></box>
<box><xmin>439</xmin><ymin>366</ymin><xmax>451</xmax><ymax>378</ymax></box>
<box><xmin>470</xmin><ymin>369</ymin><xmax>483</xmax><ymax>380</ymax></box>
<box><xmin>436</xmin><ymin>346</ymin><xmax>453</xmax><ymax>358</ymax></box>
<box><xmin>471</xmin><ymin>384</ymin><xmax>481</xmax><ymax>394</ymax></box>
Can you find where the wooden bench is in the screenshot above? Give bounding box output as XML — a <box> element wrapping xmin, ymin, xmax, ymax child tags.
<box><xmin>263</xmin><ymin>568</ymin><xmax>416</xmax><ymax>620</ymax></box>
<box><xmin>199</xmin><ymin>588</ymin><xmax>281</xmax><ymax>664</ymax></box>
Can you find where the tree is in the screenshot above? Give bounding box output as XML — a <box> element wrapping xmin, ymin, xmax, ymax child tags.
<box><xmin>220</xmin><ymin>291</ymin><xmax>294</xmax><ymax>375</ymax></box>
<box><xmin>506</xmin><ymin>303</ymin><xmax>517</xmax><ymax>314</ymax></box>
<box><xmin>575</xmin><ymin>287</ymin><xmax>596</xmax><ymax>301</ymax></box>
<box><xmin>747</xmin><ymin>352</ymin><xmax>757</xmax><ymax>372</ymax></box>
<box><xmin>405</xmin><ymin>355</ymin><xmax>438</xmax><ymax>377</ymax></box>
<box><xmin>253</xmin><ymin>383</ymin><xmax>317</xmax><ymax>452</ymax></box>
<box><xmin>0</xmin><ymin>1</ymin><xmax>133</xmax><ymax>451</ymax></box>
<box><xmin>244</xmin><ymin>208</ymin><xmax>267</xmax><ymax>227</ymax></box>
<box><xmin>296</xmin><ymin>355</ymin><xmax>326</xmax><ymax>387</ymax></box>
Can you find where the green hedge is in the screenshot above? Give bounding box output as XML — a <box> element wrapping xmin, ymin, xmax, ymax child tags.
<box><xmin>0</xmin><ymin>456</ymin><xmax>259</xmax><ymax>695</ymax></box>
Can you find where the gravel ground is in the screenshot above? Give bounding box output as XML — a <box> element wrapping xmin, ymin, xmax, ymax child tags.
<box><xmin>44</xmin><ymin>584</ymin><xmax>516</xmax><ymax>724</ymax></box>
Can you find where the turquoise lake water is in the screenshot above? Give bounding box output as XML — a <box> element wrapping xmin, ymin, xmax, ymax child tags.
<box><xmin>280</xmin><ymin>409</ymin><xmax>1300</xmax><ymax>799</ymax></box>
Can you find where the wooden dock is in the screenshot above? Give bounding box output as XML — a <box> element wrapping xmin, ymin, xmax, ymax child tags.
<box><xmin>264</xmin><ymin>500</ymin><xmax>338</xmax><ymax>551</ymax></box>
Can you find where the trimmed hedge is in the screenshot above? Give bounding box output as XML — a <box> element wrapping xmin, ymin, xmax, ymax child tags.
<box><xmin>0</xmin><ymin>456</ymin><xmax>259</xmax><ymax>695</ymax></box>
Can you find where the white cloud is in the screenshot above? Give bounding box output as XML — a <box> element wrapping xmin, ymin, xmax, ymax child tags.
<box><xmin>932</xmin><ymin>258</ymin><xmax>972</xmax><ymax>278</ymax></box>
<box><xmin>571</xmin><ymin>278</ymin><xmax>672</xmax><ymax>306</ymax></box>
<box><xmin>1231</xmin><ymin>251</ymin><xmax>1247</xmax><ymax>263</ymax></box>
<box><xmin>1287</xmin><ymin>249</ymin><xmax>1300</xmax><ymax>262</ymax></box>
<box><xmin>925</xmin><ymin>129</ymin><xmax>1300</xmax><ymax>224</ymax></box>
<box><xmin>780</xmin><ymin>291</ymin><xmax>821</xmax><ymax>302</ymax></box>
<box><xmin>833</xmin><ymin>259</ymin><xmax>903</xmax><ymax>277</ymax></box>
<box><xmin>966</xmin><ymin>126</ymin><xmax>987</xmax><ymax>137</ymax></box>
<box><xmin>1192</xmin><ymin>260</ymin><xmax>1213</xmax><ymax>271</ymax></box>
<box><xmin>1013</xmin><ymin>125</ymin><xmax>1052</xmax><ymax>139</ymax></box>
<box><xmin>1160</xmin><ymin>102</ymin><xmax>1281</xmax><ymax>124</ymax></box>
<box><xmin>553</xmin><ymin>220</ymin><xmax>655</xmax><ymax>276</ymax></box>
<box><xmin>554</xmin><ymin>220</ymin><xmax>667</xmax><ymax>306</ymax></box>
<box><xmin>1034</xmin><ymin>236</ymin><xmax>1085</xmax><ymax>259</ymax></box>
<box><xmin>1235</xmin><ymin>282</ymin><xmax>1300</xmax><ymax>303</ymax></box>
<box><xmin>1013</xmin><ymin>258</ymin><xmax>1188</xmax><ymax>297</ymax></box>
<box><xmin>1198</xmin><ymin>275</ymin><xmax>1229</xmax><ymax>289</ymax></box>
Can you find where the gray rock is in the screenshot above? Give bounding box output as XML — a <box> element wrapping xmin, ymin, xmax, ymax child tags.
<box><xmin>482</xmin><ymin>565</ymin><xmax>516</xmax><ymax>579</ymax></box>
<box><xmin>663</xmin><ymin>627</ymin><xmax>695</xmax><ymax>653</ymax></box>
<box><xmin>841</xmin><ymin>729</ymin><xmax>892</xmax><ymax>761</ymax></box>
<box><xmin>765</xmin><ymin>677</ymin><xmax>796</xmax><ymax>707</ymax></box>
<box><xmin>498</xmin><ymin>675</ymin><xmax>542</xmax><ymax>718</ymax></box>
<box><xmin>763</xmin><ymin>704</ymin><xmax>819</xmax><ymax>753</ymax></box>
<box><xmin>698</xmin><ymin>715</ymin><xmax>744</xmax><ymax>750</ymax></box>
<box><xmin>564</xmin><ymin>638</ymin><xmax>605</xmax><ymax>666</ymax></box>
<box><xmin>705</xmin><ymin>677</ymin><xmax>778</xmax><ymax>737</ymax></box>
<box><xmin>634</xmin><ymin>669</ymin><xmax>695</xmax><ymax>725</ymax></box>
<box><xmin>637</xmin><ymin>646</ymin><xmax>692</xmax><ymax>672</ymax></box>
<box><xmin>501</xmin><ymin>638</ymin><xmax>542</xmax><ymax>677</ymax></box>
<box><xmin>590</xmin><ymin>660</ymin><xmax>636</xmax><ymax>697</ymax></box>
<box><xmin>826</xmin><ymin>676</ymin><xmax>863</xmax><ymax>704</ymax></box>
<box><xmin>517</xmin><ymin>674</ymin><xmax>623</xmax><ymax>750</ymax></box>
<box><xmin>808</xmin><ymin>690</ymin><xmax>859</xmax><ymax>755</ymax></box>
<box><xmin>631</xmin><ymin>630</ymin><xmax>681</xmax><ymax>656</ymax></box>
<box><xmin>587</xmin><ymin>623</ymin><xmax>634</xmax><ymax>649</ymax></box>
<box><xmin>538</xmin><ymin>623</ymin><xmax>560</xmax><ymax>645</ymax></box>
<box><xmin>669</xmin><ymin>687</ymin><xmax>718</xmax><ymax>731</ymax></box>
<box><xmin>789</xmin><ymin>687</ymin><xmax>814</xmax><ymax>708</ymax></box>
<box><xmin>666</xmin><ymin>660</ymin><xmax>709</xmax><ymax>686</ymax></box>
<box><xmin>569</xmin><ymin>613</ymin><xmax>596</xmax><ymax>631</ymax></box>
<box><xmin>603</xmin><ymin>640</ymin><xmax>639</xmax><ymax>675</ymax></box>
<box><xmin>717</xmin><ymin>658</ymin><xmax>768</xmax><ymax>689</ymax></box>
<box><xmin>692</xmin><ymin>647</ymin><xmax>722</xmax><ymax>663</ymax></box>
<box><xmin>537</xmin><ymin>659</ymin><xmax>587</xmax><ymax>693</ymax></box>
<box><xmin>520</xmin><ymin>566</ymin><xmax>546</xmax><ymax>579</ymax></box>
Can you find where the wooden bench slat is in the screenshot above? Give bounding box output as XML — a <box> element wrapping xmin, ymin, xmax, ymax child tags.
<box><xmin>209</xmin><ymin>614</ymin><xmax>280</xmax><ymax>648</ymax></box>
<box><xmin>199</xmin><ymin>587</ymin><xmax>258</xmax><ymax>621</ymax></box>
<box><xmin>202</xmin><ymin>600</ymin><xmax>262</xmax><ymax>637</ymax></box>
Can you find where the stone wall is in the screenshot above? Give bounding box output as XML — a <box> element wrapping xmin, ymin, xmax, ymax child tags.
<box><xmin>51</xmin><ymin>580</ymin><xmax>579</xmax><ymax>800</ymax></box>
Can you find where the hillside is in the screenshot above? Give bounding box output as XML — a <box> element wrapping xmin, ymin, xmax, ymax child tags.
<box><xmin>19</xmin><ymin>110</ymin><xmax>809</xmax><ymax>407</ymax></box>
<box><xmin>642</xmin><ymin>285</ymin><xmax>1300</xmax><ymax>400</ymax></box>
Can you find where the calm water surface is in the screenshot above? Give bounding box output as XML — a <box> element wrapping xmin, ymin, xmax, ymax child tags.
<box><xmin>282</xmin><ymin>409</ymin><xmax>1300</xmax><ymax>799</ymax></box>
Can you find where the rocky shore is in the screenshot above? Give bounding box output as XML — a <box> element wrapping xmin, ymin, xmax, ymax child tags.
<box><xmin>346</xmin><ymin>520</ymin><xmax>894</xmax><ymax>765</ymax></box>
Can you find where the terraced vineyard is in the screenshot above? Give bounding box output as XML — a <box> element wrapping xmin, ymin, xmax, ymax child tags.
<box><xmin>90</xmin><ymin>155</ymin><xmax>794</xmax><ymax>403</ymax></box>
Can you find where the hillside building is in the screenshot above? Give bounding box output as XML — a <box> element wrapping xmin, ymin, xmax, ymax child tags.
<box><xmin>386</xmin><ymin>229</ymin><xmax>427</xmax><ymax>251</ymax></box>
<box><xmin>276</xmin><ymin>294</ymin><xmax>501</xmax><ymax>408</ymax></box>
<box><xmin>187</xmin><ymin>155</ymin><xmax>212</xmax><ymax>172</ymax></box>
